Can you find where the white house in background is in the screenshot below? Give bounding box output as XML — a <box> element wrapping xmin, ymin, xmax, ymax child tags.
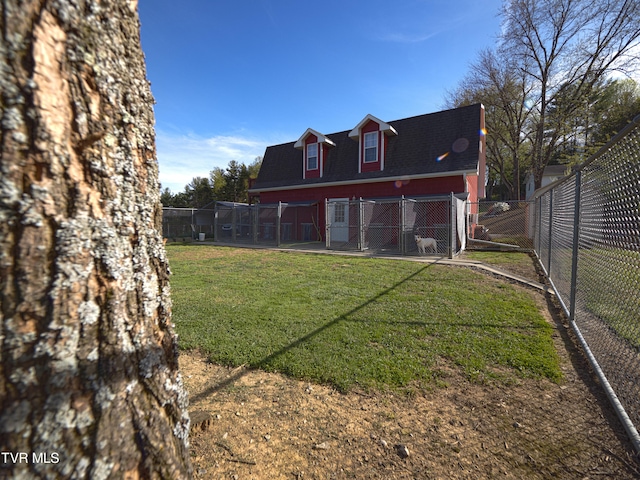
<box><xmin>525</xmin><ymin>165</ymin><xmax>569</xmax><ymax>200</ymax></box>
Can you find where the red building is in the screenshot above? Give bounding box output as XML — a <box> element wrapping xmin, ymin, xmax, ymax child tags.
<box><xmin>249</xmin><ymin>104</ymin><xmax>486</xmax><ymax>242</ymax></box>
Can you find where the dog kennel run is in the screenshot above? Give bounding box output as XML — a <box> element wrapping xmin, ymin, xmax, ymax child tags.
<box><xmin>213</xmin><ymin>201</ymin><xmax>322</xmax><ymax>246</ymax></box>
<box><xmin>163</xmin><ymin>195</ymin><xmax>467</xmax><ymax>257</ymax></box>
<box><xmin>162</xmin><ymin>207</ymin><xmax>215</xmax><ymax>241</ymax></box>
<box><xmin>325</xmin><ymin>194</ymin><xmax>467</xmax><ymax>258</ymax></box>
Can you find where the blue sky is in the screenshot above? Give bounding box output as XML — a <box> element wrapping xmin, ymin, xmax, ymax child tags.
<box><xmin>138</xmin><ymin>0</ymin><xmax>504</xmax><ymax>194</ymax></box>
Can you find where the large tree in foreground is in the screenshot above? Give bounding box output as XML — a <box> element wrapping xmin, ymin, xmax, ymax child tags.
<box><xmin>0</xmin><ymin>1</ymin><xmax>192</xmax><ymax>478</ymax></box>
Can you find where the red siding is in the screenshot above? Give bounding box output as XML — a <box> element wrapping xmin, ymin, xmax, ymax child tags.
<box><xmin>362</xmin><ymin>119</ymin><xmax>379</xmax><ymax>133</ymax></box>
<box><xmin>258</xmin><ymin>175</ymin><xmax>465</xmax><ymax>240</ymax></box>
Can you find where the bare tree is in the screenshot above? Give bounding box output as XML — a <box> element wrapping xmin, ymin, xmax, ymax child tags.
<box><xmin>1</xmin><ymin>1</ymin><xmax>192</xmax><ymax>478</ymax></box>
<box><xmin>501</xmin><ymin>0</ymin><xmax>640</xmax><ymax>189</ymax></box>
<box><xmin>447</xmin><ymin>49</ymin><xmax>532</xmax><ymax>200</ymax></box>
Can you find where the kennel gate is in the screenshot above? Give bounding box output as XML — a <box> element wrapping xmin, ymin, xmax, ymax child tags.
<box><xmin>325</xmin><ymin>195</ymin><xmax>466</xmax><ymax>257</ymax></box>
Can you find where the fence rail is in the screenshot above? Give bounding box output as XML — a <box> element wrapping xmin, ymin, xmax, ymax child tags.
<box><xmin>532</xmin><ymin>115</ymin><xmax>640</xmax><ymax>454</ymax></box>
<box><xmin>325</xmin><ymin>195</ymin><xmax>466</xmax><ymax>257</ymax></box>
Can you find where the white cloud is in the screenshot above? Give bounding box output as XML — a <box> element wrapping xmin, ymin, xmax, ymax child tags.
<box><xmin>369</xmin><ymin>6</ymin><xmax>472</xmax><ymax>45</ymax></box>
<box><xmin>377</xmin><ymin>31</ymin><xmax>440</xmax><ymax>44</ymax></box>
<box><xmin>155</xmin><ymin>130</ymin><xmax>280</xmax><ymax>194</ymax></box>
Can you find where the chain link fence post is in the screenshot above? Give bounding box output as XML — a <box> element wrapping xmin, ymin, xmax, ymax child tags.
<box><xmin>569</xmin><ymin>170</ymin><xmax>582</xmax><ymax>321</ymax></box>
<box><xmin>400</xmin><ymin>196</ymin><xmax>406</xmax><ymax>254</ymax></box>
<box><xmin>358</xmin><ymin>198</ymin><xmax>364</xmax><ymax>251</ymax></box>
<box><xmin>449</xmin><ymin>193</ymin><xmax>454</xmax><ymax>259</ymax></box>
<box><xmin>253</xmin><ymin>204</ymin><xmax>259</xmax><ymax>244</ymax></box>
<box><xmin>325</xmin><ymin>199</ymin><xmax>330</xmax><ymax>249</ymax></box>
<box><xmin>213</xmin><ymin>206</ymin><xmax>218</xmax><ymax>242</ymax></box>
<box><xmin>546</xmin><ymin>193</ymin><xmax>553</xmax><ymax>276</ymax></box>
<box><xmin>276</xmin><ymin>202</ymin><xmax>282</xmax><ymax>247</ymax></box>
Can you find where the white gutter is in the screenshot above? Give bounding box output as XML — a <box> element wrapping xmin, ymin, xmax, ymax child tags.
<box><xmin>249</xmin><ymin>169</ymin><xmax>477</xmax><ymax>194</ymax></box>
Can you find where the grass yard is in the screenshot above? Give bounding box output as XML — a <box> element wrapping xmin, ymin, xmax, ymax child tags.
<box><xmin>167</xmin><ymin>245</ymin><xmax>561</xmax><ymax>393</ymax></box>
<box><xmin>463</xmin><ymin>250</ymin><xmax>539</xmax><ymax>274</ymax></box>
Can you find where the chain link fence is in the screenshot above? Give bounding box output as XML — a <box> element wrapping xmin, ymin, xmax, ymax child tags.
<box><xmin>467</xmin><ymin>200</ymin><xmax>534</xmax><ymax>250</ymax></box>
<box><xmin>325</xmin><ymin>195</ymin><xmax>466</xmax><ymax>257</ymax></box>
<box><xmin>212</xmin><ymin>202</ymin><xmax>321</xmax><ymax>246</ymax></box>
<box><xmin>164</xmin><ymin>197</ymin><xmax>466</xmax><ymax>256</ymax></box>
<box><xmin>532</xmin><ymin>115</ymin><xmax>640</xmax><ymax>455</ymax></box>
<box><xmin>162</xmin><ymin>207</ymin><xmax>215</xmax><ymax>241</ymax></box>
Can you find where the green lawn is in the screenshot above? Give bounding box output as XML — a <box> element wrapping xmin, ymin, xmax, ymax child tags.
<box><xmin>464</xmin><ymin>250</ymin><xmax>536</xmax><ymax>271</ymax></box>
<box><xmin>167</xmin><ymin>245</ymin><xmax>561</xmax><ymax>392</ymax></box>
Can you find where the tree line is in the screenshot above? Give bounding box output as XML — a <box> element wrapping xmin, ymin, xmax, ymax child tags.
<box><xmin>446</xmin><ymin>0</ymin><xmax>640</xmax><ymax>201</ymax></box>
<box><xmin>161</xmin><ymin>157</ymin><xmax>262</xmax><ymax>208</ymax></box>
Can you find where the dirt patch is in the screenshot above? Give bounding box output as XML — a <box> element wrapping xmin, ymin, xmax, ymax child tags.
<box><xmin>181</xmin><ymin>259</ymin><xmax>640</xmax><ymax>479</ymax></box>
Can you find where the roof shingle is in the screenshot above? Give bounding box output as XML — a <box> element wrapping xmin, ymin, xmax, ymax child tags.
<box><xmin>252</xmin><ymin>103</ymin><xmax>483</xmax><ymax>191</ymax></box>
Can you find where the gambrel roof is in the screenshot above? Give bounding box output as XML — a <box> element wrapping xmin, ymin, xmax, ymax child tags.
<box><xmin>251</xmin><ymin>103</ymin><xmax>484</xmax><ymax>192</ymax></box>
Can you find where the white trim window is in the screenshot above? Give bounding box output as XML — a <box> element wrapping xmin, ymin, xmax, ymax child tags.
<box><xmin>307</xmin><ymin>143</ymin><xmax>318</xmax><ymax>170</ymax></box>
<box><xmin>334</xmin><ymin>202</ymin><xmax>346</xmax><ymax>223</ymax></box>
<box><xmin>364</xmin><ymin>131</ymin><xmax>378</xmax><ymax>163</ymax></box>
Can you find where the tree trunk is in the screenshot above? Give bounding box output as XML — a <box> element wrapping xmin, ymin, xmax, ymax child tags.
<box><xmin>0</xmin><ymin>1</ymin><xmax>192</xmax><ymax>478</ymax></box>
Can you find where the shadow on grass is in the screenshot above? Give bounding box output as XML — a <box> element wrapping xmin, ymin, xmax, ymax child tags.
<box><xmin>189</xmin><ymin>262</ymin><xmax>435</xmax><ymax>402</ymax></box>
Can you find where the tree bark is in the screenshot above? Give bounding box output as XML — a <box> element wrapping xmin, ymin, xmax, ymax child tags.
<box><xmin>0</xmin><ymin>1</ymin><xmax>192</xmax><ymax>478</ymax></box>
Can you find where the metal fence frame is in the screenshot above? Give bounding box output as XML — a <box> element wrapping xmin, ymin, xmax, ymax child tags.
<box><xmin>212</xmin><ymin>201</ymin><xmax>321</xmax><ymax>247</ymax></box>
<box><xmin>532</xmin><ymin>115</ymin><xmax>640</xmax><ymax>455</ymax></box>
<box><xmin>164</xmin><ymin>195</ymin><xmax>467</xmax><ymax>256</ymax></box>
<box><xmin>161</xmin><ymin>207</ymin><xmax>215</xmax><ymax>241</ymax></box>
<box><xmin>325</xmin><ymin>194</ymin><xmax>466</xmax><ymax>258</ymax></box>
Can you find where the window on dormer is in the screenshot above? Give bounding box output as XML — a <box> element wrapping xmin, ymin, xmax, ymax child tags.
<box><xmin>364</xmin><ymin>131</ymin><xmax>378</xmax><ymax>163</ymax></box>
<box><xmin>307</xmin><ymin>143</ymin><xmax>318</xmax><ymax>170</ymax></box>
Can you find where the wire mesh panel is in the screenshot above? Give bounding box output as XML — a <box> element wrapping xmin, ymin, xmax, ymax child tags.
<box><xmin>537</xmin><ymin>194</ymin><xmax>551</xmax><ymax>273</ymax></box>
<box><xmin>407</xmin><ymin>199</ymin><xmax>450</xmax><ymax>256</ymax></box>
<box><xmin>325</xmin><ymin>197</ymin><xmax>461</xmax><ymax>256</ymax></box>
<box><xmin>256</xmin><ymin>204</ymin><xmax>278</xmax><ymax>245</ymax></box>
<box><xmin>362</xmin><ymin>200</ymin><xmax>401</xmax><ymax>253</ymax></box>
<box><xmin>279</xmin><ymin>203</ymin><xmax>321</xmax><ymax>244</ymax></box>
<box><xmin>163</xmin><ymin>208</ymin><xmax>215</xmax><ymax>241</ymax></box>
<box><xmin>468</xmin><ymin>201</ymin><xmax>534</xmax><ymax>250</ymax></box>
<box><xmin>232</xmin><ymin>204</ymin><xmax>254</xmax><ymax>244</ymax></box>
<box><xmin>548</xmin><ymin>177</ymin><xmax>576</xmax><ymax>306</ymax></box>
<box><xmin>215</xmin><ymin>204</ymin><xmax>234</xmax><ymax>241</ymax></box>
<box><xmin>214</xmin><ymin>202</ymin><xmax>320</xmax><ymax>246</ymax></box>
<box><xmin>533</xmin><ymin>117</ymin><xmax>640</xmax><ymax>453</ymax></box>
<box><xmin>573</xmin><ymin>125</ymin><xmax>640</xmax><ymax>436</ymax></box>
<box><xmin>162</xmin><ymin>208</ymin><xmax>195</xmax><ymax>240</ymax></box>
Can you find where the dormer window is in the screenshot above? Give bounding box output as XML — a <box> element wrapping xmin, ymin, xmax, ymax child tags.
<box><xmin>364</xmin><ymin>132</ymin><xmax>378</xmax><ymax>163</ymax></box>
<box><xmin>294</xmin><ymin>128</ymin><xmax>335</xmax><ymax>180</ymax></box>
<box><xmin>307</xmin><ymin>143</ymin><xmax>318</xmax><ymax>170</ymax></box>
<box><xmin>349</xmin><ymin>114</ymin><xmax>398</xmax><ymax>173</ymax></box>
